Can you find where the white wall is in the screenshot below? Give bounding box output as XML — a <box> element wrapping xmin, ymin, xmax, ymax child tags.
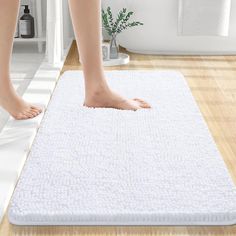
<box><xmin>102</xmin><ymin>0</ymin><xmax>236</xmax><ymax>54</ymax></box>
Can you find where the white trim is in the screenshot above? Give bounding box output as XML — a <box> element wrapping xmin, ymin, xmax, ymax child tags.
<box><xmin>14</xmin><ymin>37</ymin><xmax>46</xmax><ymax>42</ymax></box>
<box><xmin>46</xmin><ymin>0</ymin><xmax>64</xmax><ymax>65</ymax></box>
<box><xmin>35</xmin><ymin>0</ymin><xmax>44</xmax><ymax>52</ymax></box>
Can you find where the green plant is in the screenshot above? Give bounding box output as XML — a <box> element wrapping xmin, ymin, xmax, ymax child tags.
<box><xmin>102</xmin><ymin>7</ymin><xmax>144</xmax><ymax>37</ymax></box>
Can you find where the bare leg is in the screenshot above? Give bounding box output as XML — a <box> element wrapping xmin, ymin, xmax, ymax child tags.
<box><xmin>0</xmin><ymin>0</ymin><xmax>42</xmax><ymax>120</ymax></box>
<box><xmin>68</xmin><ymin>0</ymin><xmax>150</xmax><ymax>110</ymax></box>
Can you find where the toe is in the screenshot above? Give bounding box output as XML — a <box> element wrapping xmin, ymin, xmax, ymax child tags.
<box><xmin>31</xmin><ymin>105</ymin><xmax>43</xmax><ymax>113</ymax></box>
<box><xmin>29</xmin><ymin>108</ymin><xmax>41</xmax><ymax>117</ymax></box>
<box><xmin>30</xmin><ymin>106</ymin><xmax>43</xmax><ymax>116</ymax></box>
<box><xmin>23</xmin><ymin>111</ymin><xmax>34</xmax><ymax>119</ymax></box>
<box><xmin>137</xmin><ymin>101</ymin><xmax>151</xmax><ymax>109</ymax></box>
<box><xmin>29</xmin><ymin>111</ymin><xmax>38</xmax><ymax>118</ymax></box>
<box><xmin>133</xmin><ymin>98</ymin><xmax>145</xmax><ymax>103</ymax></box>
<box><xmin>140</xmin><ymin>103</ymin><xmax>151</xmax><ymax>109</ymax></box>
<box><xmin>140</xmin><ymin>101</ymin><xmax>151</xmax><ymax>108</ymax></box>
<box><xmin>133</xmin><ymin>98</ymin><xmax>151</xmax><ymax>109</ymax></box>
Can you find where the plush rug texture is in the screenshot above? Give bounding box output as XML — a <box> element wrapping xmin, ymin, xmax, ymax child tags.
<box><xmin>8</xmin><ymin>70</ymin><xmax>236</xmax><ymax>225</ymax></box>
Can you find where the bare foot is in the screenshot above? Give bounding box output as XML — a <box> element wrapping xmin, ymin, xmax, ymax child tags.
<box><xmin>84</xmin><ymin>84</ymin><xmax>151</xmax><ymax>111</ymax></box>
<box><xmin>0</xmin><ymin>83</ymin><xmax>42</xmax><ymax>120</ymax></box>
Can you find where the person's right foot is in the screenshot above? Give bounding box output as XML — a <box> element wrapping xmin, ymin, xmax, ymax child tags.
<box><xmin>0</xmin><ymin>82</ymin><xmax>42</xmax><ymax>120</ymax></box>
<box><xmin>84</xmin><ymin>82</ymin><xmax>151</xmax><ymax>111</ymax></box>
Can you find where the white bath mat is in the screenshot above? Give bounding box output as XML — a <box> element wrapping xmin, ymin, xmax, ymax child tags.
<box><xmin>8</xmin><ymin>70</ymin><xmax>236</xmax><ymax>225</ymax></box>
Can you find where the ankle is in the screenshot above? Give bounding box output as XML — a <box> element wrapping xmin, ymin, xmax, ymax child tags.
<box><xmin>0</xmin><ymin>80</ymin><xmax>13</xmax><ymax>93</ymax></box>
<box><xmin>0</xmin><ymin>83</ymin><xmax>17</xmax><ymax>103</ymax></box>
<box><xmin>85</xmin><ymin>78</ymin><xmax>110</xmax><ymax>94</ymax></box>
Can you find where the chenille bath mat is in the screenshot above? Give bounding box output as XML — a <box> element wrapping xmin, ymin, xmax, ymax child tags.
<box><xmin>8</xmin><ymin>70</ymin><xmax>236</xmax><ymax>225</ymax></box>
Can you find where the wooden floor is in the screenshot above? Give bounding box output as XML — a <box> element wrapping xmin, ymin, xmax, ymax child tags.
<box><xmin>1</xmin><ymin>41</ymin><xmax>236</xmax><ymax>235</ymax></box>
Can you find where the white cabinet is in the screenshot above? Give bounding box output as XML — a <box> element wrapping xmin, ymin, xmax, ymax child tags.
<box><xmin>14</xmin><ymin>0</ymin><xmax>46</xmax><ymax>53</ymax></box>
<box><xmin>14</xmin><ymin>0</ymin><xmax>73</xmax><ymax>64</ymax></box>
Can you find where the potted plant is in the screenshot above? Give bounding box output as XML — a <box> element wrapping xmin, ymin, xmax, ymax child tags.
<box><xmin>102</xmin><ymin>7</ymin><xmax>144</xmax><ymax>59</ymax></box>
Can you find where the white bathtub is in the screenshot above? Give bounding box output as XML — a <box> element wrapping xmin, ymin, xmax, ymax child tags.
<box><xmin>102</xmin><ymin>0</ymin><xmax>236</xmax><ymax>55</ymax></box>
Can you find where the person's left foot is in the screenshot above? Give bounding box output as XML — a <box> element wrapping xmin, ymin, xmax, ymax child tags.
<box><xmin>0</xmin><ymin>80</ymin><xmax>42</xmax><ymax>120</ymax></box>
